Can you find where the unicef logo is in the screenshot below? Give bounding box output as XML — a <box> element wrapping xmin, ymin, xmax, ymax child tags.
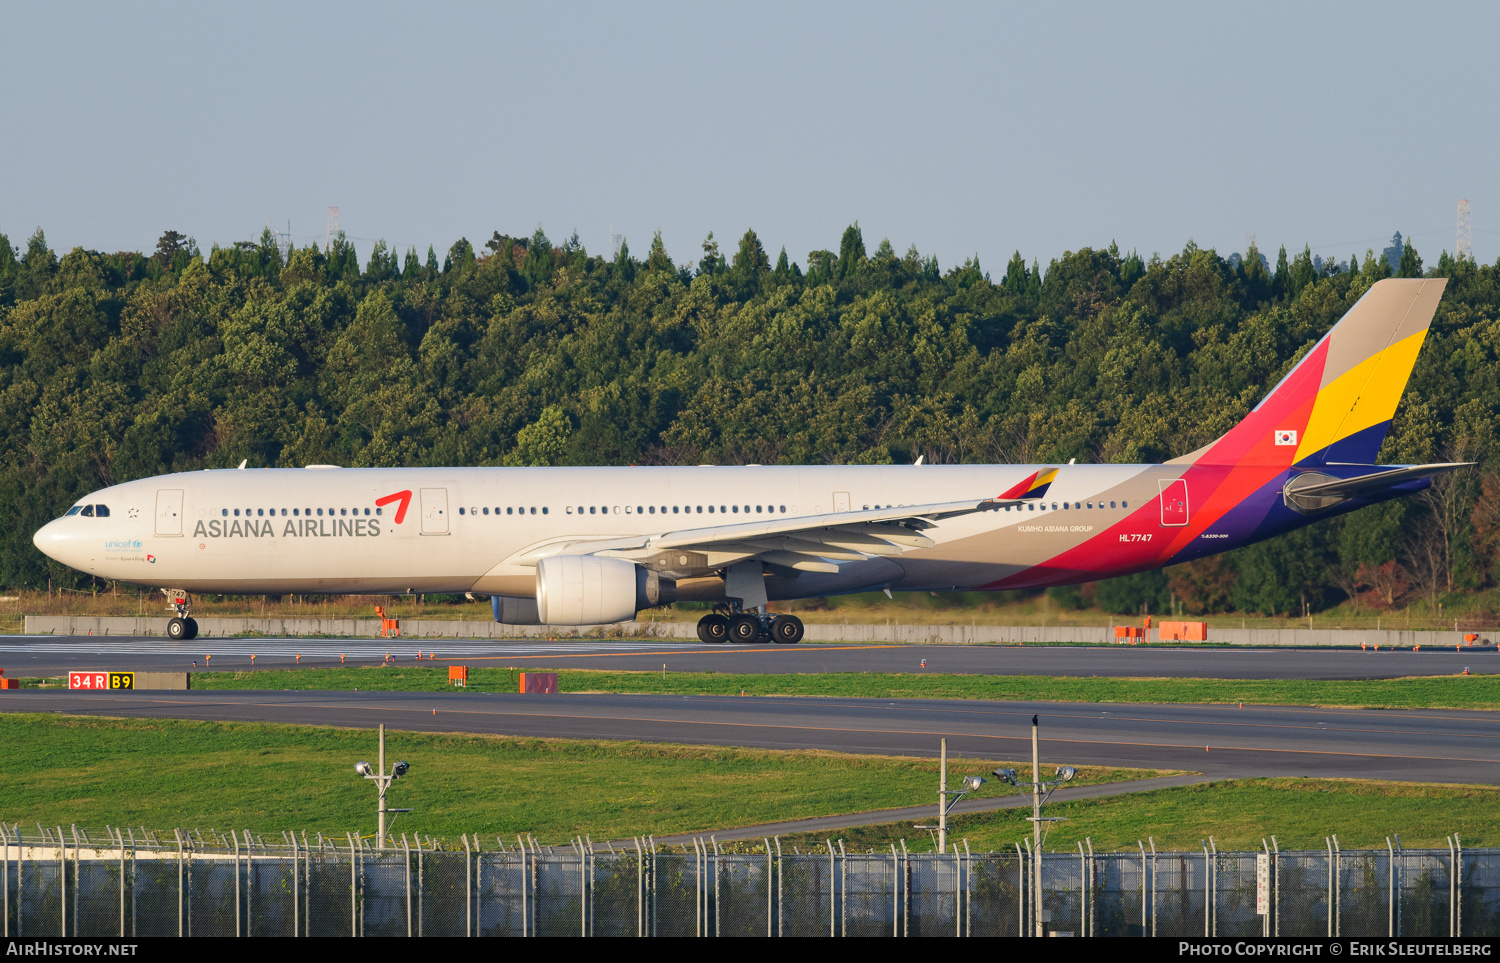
<box><xmin>104</xmin><ymin>539</ymin><xmax>142</xmax><ymax>551</ymax></box>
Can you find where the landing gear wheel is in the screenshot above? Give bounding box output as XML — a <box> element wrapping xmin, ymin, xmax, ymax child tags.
<box><xmin>167</xmin><ymin>617</ymin><xmax>188</xmax><ymax>641</ymax></box>
<box><xmin>183</xmin><ymin>618</ymin><xmax>199</xmax><ymax>641</ymax></box>
<box><xmin>770</xmin><ymin>615</ymin><xmax>804</xmax><ymax>644</ymax></box>
<box><xmin>697</xmin><ymin>614</ymin><xmax>729</xmax><ymax>644</ymax></box>
<box><xmin>729</xmin><ymin>614</ymin><xmax>763</xmax><ymax>643</ymax></box>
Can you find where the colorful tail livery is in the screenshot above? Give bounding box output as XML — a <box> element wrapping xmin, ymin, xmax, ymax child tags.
<box><xmin>987</xmin><ymin>278</ymin><xmax>1465</xmax><ymax>589</ymax></box>
<box><xmin>1176</xmin><ymin>278</ymin><xmax>1447</xmax><ymax>469</ymax></box>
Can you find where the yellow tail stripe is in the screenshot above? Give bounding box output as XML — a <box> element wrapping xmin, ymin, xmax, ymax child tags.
<box><xmin>1296</xmin><ymin>328</ymin><xmax>1428</xmax><ymax>461</ymax></box>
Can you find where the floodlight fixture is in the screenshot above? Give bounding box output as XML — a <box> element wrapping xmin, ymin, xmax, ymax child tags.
<box><xmin>993</xmin><ymin>767</ymin><xmax>1019</xmax><ymax>786</ymax></box>
<box><xmin>961</xmin><ymin>775</ymin><xmax>986</xmax><ymax>792</ymax></box>
<box><xmin>1056</xmin><ymin>766</ymin><xmax>1077</xmax><ymax>783</ymax></box>
<box><xmin>355</xmin><ymin>761</ymin><xmax>372</xmax><ymax>776</ymax></box>
<box><xmin>392</xmin><ymin>761</ymin><xmax>410</xmax><ymax>778</ymax></box>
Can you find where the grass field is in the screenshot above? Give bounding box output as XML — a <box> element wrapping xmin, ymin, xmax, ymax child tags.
<box><xmin>779</xmin><ymin>777</ymin><xmax>1500</xmax><ymax>853</ymax></box>
<box><xmin>0</xmin><ymin>714</ymin><xmax>1158</xmax><ymax>845</ymax></box>
<box><xmin>3</xmin><ymin>713</ymin><xmax>1489</xmax><ymax>854</ymax></box>
<box><xmin>166</xmin><ymin>665</ymin><xmax>1500</xmax><ymax>711</ymax></box>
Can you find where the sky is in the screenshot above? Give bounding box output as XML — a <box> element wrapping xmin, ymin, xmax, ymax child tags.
<box><xmin>2</xmin><ymin>2</ymin><xmax>1497</xmax><ymax>272</ymax></box>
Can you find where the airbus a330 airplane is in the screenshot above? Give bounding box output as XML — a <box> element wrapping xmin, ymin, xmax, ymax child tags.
<box><xmin>34</xmin><ymin>278</ymin><xmax>1463</xmax><ymax>644</ymax></box>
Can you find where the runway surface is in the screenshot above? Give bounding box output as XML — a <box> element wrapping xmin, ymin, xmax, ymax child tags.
<box><xmin>0</xmin><ymin>634</ymin><xmax>1494</xmax><ymax>679</ymax></box>
<box><xmin>5</xmin><ymin>688</ymin><xmax>1497</xmax><ymax>785</ymax></box>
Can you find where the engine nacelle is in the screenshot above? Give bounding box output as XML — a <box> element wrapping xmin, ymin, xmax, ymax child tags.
<box><xmin>535</xmin><ymin>555</ymin><xmax>668</xmax><ymax>625</ymax></box>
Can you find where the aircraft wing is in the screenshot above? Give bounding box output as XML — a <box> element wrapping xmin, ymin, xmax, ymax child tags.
<box><xmin>503</xmin><ymin>497</ymin><xmax>1011</xmax><ymax>573</ymax></box>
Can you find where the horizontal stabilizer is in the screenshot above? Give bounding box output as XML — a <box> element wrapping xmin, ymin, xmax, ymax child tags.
<box><xmin>1286</xmin><ymin>463</ymin><xmax>1471</xmax><ymax>500</ymax></box>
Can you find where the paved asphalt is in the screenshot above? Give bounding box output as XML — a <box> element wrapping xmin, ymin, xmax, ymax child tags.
<box><xmin>1</xmin><ymin>635</ymin><xmax>1496</xmax><ymax>679</ymax></box>
<box><xmin>6</xmin><ymin>688</ymin><xmax>1497</xmax><ymax>785</ymax></box>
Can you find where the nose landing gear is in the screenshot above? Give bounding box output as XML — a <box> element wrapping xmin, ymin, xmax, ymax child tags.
<box><xmin>695</xmin><ymin>605</ymin><xmax>803</xmax><ymax>644</ymax></box>
<box><xmin>161</xmin><ymin>589</ymin><xmax>199</xmax><ymax>641</ymax></box>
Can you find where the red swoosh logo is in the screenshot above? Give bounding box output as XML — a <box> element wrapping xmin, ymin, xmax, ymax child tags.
<box><xmin>376</xmin><ymin>490</ymin><xmax>413</xmax><ymax>524</ymax></box>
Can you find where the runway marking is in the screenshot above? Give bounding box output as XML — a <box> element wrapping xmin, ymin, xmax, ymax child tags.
<box><xmin>35</xmin><ymin>696</ymin><xmax>1500</xmax><ymax>767</ymax></box>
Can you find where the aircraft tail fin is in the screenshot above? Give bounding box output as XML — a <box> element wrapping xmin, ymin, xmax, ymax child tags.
<box><xmin>1171</xmin><ymin>278</ymin><xmax>1447</xmax><ymax>467</ymax></box>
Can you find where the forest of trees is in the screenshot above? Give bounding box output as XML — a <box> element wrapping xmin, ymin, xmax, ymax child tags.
<box><xmin>3</xmin><ymin>221</ymin><xmax>1499</xmax><ymax>618</ymax></box>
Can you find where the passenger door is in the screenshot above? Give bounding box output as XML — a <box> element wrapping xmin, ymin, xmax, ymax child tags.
<box><xmin>155</xmin><ymin>490</ymin><xmax>183</xmax><ymax>536</ymax></box>
<box><xmin>833</xmin><ymin>491</ymin><xmax>851</xmax><ymax>513</ymax></box>
<box><xmin>1158</xmin><ymin>478</ymin><xmax>1189</xmax><ymax>526</ymax></box>
<box><xmin>420</xmin><ymin>488</ymin><xmax>450</xmax><ymax>535</ymax></box>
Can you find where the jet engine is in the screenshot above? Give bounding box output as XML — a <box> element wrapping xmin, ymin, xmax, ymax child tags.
<box><xmin>535</xmin><ymin>555</ymin><xmax>671</xmax><ymax>625</ymax></box>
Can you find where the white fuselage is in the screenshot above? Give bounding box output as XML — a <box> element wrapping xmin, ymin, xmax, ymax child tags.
<box><xmin>34</xmin><ymin>464</ymin><xmax>1159</xmax><ymax>601</ymax></box>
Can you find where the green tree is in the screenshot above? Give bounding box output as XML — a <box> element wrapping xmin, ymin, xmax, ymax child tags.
<box><xmin>506</xmin><ymin>405</ymin><xmax>572</xmax><ymax>466</ymax></box>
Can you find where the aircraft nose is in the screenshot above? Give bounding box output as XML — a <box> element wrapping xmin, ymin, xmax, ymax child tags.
<box><xmin>33</xmin><ymin>518</ymin><xmax>76</xmax><ymax>566</ymax></box>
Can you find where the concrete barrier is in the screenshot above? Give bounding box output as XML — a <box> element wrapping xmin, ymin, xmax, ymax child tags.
<box><xmin>18</xmin><ymin>614</ymin><xmax>1494</xmax><ymax>648</ymax></box>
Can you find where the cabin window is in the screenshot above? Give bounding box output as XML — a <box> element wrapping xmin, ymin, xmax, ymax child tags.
<box><xmin>482</xmin><ymin>507</ymin><xmax>489</xmax><ymax>515</ymax></box>
<box><xmin>780</xmin><ymin>505</ymin><xmax>786</xmax><ymax>513</ymax></box>
<box><xmin>221</xmin><ymin>509</ymin><xmax>229</xmax><ymax>517</ymax></box>
<box><xmin>542</xmin><ymin>507</ymin><xmax>548</xmax><ymax>514</ymax></box>
<box><xmin>458</xmin><ymin>507</ymin><xmax>465</xmax><ymax>515</ymax></box>
<box><xmin>636</xmin><ymin>506</ymin><xmax>643</xmax><ymax>514</ymax></box>
<box><xmin>1122</xmin><ymin>501</ymin><xmax>1128</xmax><ymax>508</ymax></box>
<box><xmin>1109</xmin><ymin>501</ymin><xmax>1116</xmax><ymax>508</ymax></box>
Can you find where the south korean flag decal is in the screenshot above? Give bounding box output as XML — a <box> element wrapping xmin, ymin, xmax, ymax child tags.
<box><xmin>1274</xmin><ymin>429</ymin><xmax>1298</xmax><ymax>446</ymax></box>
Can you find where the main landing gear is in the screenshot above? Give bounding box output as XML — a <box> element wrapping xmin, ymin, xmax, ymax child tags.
<box><xmin>161</xmin><ymin>588</ymin><xmax>199</xmax><ymax>641</ymax></box>
<box><xmin>696</xmin><ymin>606</ymin><xmax>804</xmax><ymax>645</ymax></box>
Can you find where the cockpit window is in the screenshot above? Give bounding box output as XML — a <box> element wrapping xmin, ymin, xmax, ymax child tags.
<box><xmin>80</xmin><ymin>505</ymin><xmax>95</xmax><ymax>517</ymax></box>
<box><xmin>64</xmin><ymin>506</ymin><xmax>82</xmax><ymax>516</ymax></box>
<box><xmin>95</xmin><ymin>505</ymin><xmax>110</xmax><ymax>517</ymax></box>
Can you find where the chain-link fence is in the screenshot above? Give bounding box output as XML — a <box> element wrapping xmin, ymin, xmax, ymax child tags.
<box><xmin>1</xmin><ymin>823</ymin><xmax>1493</xmax><ymax>937</ymax></box>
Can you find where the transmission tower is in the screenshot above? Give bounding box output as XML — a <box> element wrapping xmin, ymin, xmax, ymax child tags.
<box><xmin>610</xmin><ymin>224</ymin><xmax>623</xmax><ymax>259</ymax></box>
<box><xmin>326</xmin><ymin>206</ymin><xmax>341</xmax><ymax>250</ymax></box>
<box><xmin>1457</xmin><ymin>199</ymin><xmax>1472</xmax><ymax>260</ymax></box>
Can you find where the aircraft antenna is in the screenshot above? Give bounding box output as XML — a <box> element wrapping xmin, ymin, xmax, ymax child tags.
<box><xmin>1457</xmin><ymin>199</ymin><xmax>1472</xmax><ymax>260</ymax></box>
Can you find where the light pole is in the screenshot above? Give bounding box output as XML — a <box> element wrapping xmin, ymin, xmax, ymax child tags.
<box><xmin>916</xmin><ymin>737</ymin><xmax>987</xmax><ymax>853</ymax></box>
<box><xmin>993</xmin><ymin>715</ymin><xmax>1076</xmax><ymax>936</ymax></box>
<box><xmin>354</xmin><ymin>723</ymin><xmax>412</xmax><ymax>848</ymax></box>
